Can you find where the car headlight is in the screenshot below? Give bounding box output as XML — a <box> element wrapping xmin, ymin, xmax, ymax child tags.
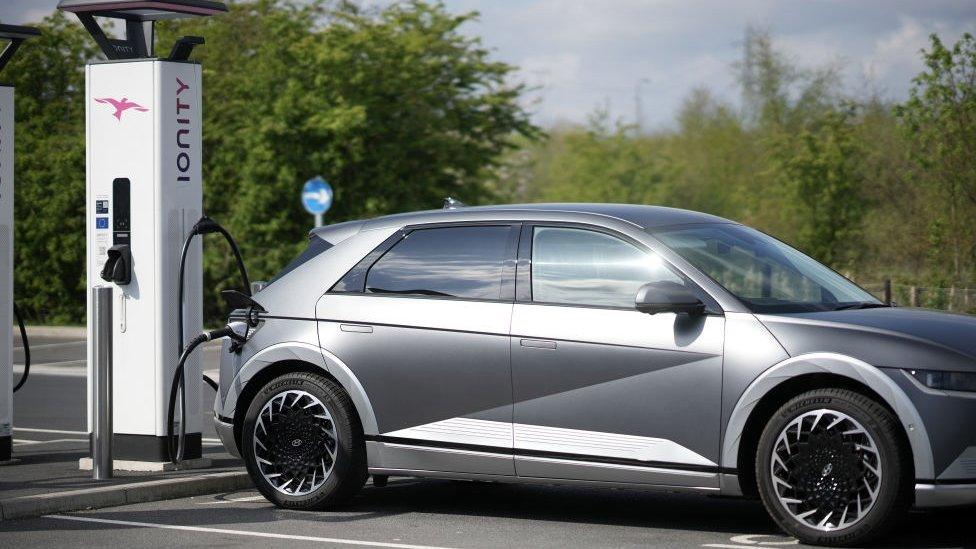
<box><xmin>910</xmin><ymin>369</ymin><xmax>976</xmax><ymax>393</ymax></box>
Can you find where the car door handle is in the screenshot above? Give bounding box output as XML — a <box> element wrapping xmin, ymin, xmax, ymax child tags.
<box><xmin>340</xmin><ymin>323</ymin><xmax>373</xmax><ymax>333</ymax></box>
<box><xmin>520</xmin><ymin>338</ymin><xmax>556</xmax><ymax>350</ymax></box>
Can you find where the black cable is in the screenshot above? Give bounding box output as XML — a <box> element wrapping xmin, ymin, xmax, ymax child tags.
<box><xmin>168</xmin><ymin>326</ymin><xmax>244</xmax><ymax>464</ymax></box>
<box><xmin>168</xmin><ymin>333</ymin><xmax>207</xmax><ymax>464</ymax></box>
<box><xmin>12</xmin><ymin>303</ymin><xmax>30</xmax><ymax>393</ymax></box>
<box><xmin>202</xmin><ymin>374</ymin><xmax>218</xmax><ymax>391</ymax></box>
<box><xmin>177</xmin><ymin>216</ymin><xmax>251</xmax><ymax>360</ymax></box>
<box><xmin>171</xmin><ymin>216</ymin><xmax>252</xmax><ymax>464</ymax></box>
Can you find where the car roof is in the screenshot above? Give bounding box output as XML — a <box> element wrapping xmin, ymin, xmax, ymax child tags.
<box><xmin>346</xmin><ymin>203</ymin><xmax>734</xmax><ymax>232</ymax></box>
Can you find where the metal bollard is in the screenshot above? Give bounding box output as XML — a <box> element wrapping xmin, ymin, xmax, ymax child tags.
<box><xmin>91</xmin><ymin>286</ymin><xmax>113</xmax><ymax>480</ymax></box>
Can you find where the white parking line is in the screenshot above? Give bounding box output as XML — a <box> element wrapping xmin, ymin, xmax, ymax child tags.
<box><xmin>15</xmin><ymin>340</ymin><xmax>86</xmax><ymax>351</ymax></box>
<box><xmin>18</xmin><ymin>359</ymin><xmax>87</xmax><ymax>367</ymax></box>
<box><xmin>703</xmin><ymin>534</ymin><xmax>799</xmax><ymax>548</ymax></box>
<box><xmin>45</xmin><ymin>515</ymin><xmax>456</xmax><ymax>549</ymax></box>
<box><xmin>198</xmin><ymin>495</ymin><xmax>267</xmax><ymax>505</ymax></box>
<box><xmin>14</xmin><ymin>427</ymin><xmax>88</xmax><ymax>435</ymax></box>
<box><xmin>14</xmin><ymin>438</ymin><xmax>87</xmax><ymax>446</ymax></box>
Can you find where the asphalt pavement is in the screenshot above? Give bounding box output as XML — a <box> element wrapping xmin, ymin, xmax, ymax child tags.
<box><xmin>2</xmin><ymin>480</ymin><xmax>974</xmax><ymax>548</ymax></box>
<box><xmin>12</xmin><ymin>330</ymin><xmax>223</xmax><ymax>437</ymax></box>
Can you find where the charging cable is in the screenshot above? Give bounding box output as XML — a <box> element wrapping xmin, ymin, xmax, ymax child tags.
<box><xmin>12</xmin><ymin>303</ymin><xmax>30</xmax><ymax>393</ymax></box>
<box><xmin>170</xmin><ymin>215</ymin><xmax>252</xmax><ymax>464</ymax></box>
<box><xmin>167</xmin><ymin>325</ymin><xmax>246</xmax><ymax>463</ymax></box>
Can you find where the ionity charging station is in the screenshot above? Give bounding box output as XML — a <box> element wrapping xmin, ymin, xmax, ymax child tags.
<box><xmin>0</xmin><ymin>24</ymin><xmax>40</xmax><ymax>463</ymax></box>
<box><xmin>58</xmin><ymin>0</ymin><xmax>227</xmax><ymax>467</ymax></box>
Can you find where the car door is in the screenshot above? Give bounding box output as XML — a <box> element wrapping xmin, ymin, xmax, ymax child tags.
<box><xmin>317</xmin><ymin>223</ymin><xmax>520</xmax><ymax>476</ymax></box>
<box><xmin>511</xmin><ymin>224</ymin><xmax>725</xmax><ymax>487</ymax></box>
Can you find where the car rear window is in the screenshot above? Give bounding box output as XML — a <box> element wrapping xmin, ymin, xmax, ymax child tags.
<box><xmin>364</xmin><ymin>226</ymin><xmax>513</xmax><ymax>300</ymax></box>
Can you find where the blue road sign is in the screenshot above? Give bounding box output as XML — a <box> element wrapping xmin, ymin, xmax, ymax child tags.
<box><xmin>302</xmin><ymin>176</ymin><xmax>333</xmax><ymax>215</ymax></box>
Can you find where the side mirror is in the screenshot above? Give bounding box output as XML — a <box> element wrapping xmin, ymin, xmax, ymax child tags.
<box><xmin>636</xmin><ymin>281</ymin><xmax>705</xmax><ymax>315</ymax></box>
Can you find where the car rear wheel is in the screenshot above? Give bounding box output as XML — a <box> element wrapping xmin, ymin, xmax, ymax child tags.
<box><xmin>242</xmin><ymin>372</ymin><xmax>367</xmax><ymax>509</ymax></box>
<box><xmin>756</xmin><ymin>388</ymin><xmax>912</xmax><ymax>547</ymax></box>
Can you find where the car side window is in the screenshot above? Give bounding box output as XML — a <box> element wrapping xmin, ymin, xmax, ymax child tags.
<box><xmin>531</xmin><ymin>226</ymin><xmax>683</xmax><ymax>308</ymax></box>
<box><xmin>365</xmin><ymin>225</ymin><xmax>513</xmax><ymax>300</ymax></box>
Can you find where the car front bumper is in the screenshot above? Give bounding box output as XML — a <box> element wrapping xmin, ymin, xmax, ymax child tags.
<box><xmin>916</xmin><ymin>483</ymin><xmax>976</xmax><ymax>508</ymax></box>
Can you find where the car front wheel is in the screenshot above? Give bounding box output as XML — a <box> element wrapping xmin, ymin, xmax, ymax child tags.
<box><xmin>756</xmin><ymin>388</ymin><xmax>912</xmax><ymax>547</ymax></box>
<box><xmin>242</xmin><ymin>372</ymin><xmax>367</xmax><ymax>510</ymax></box>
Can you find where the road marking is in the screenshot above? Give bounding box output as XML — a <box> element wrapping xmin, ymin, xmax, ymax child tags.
<box><xmin>14</xmin><ymin>362</ymin><xmax>87</xmax><ymax>377</ymax></box>
<box><xmin>730</xmin><ymin>535</ymin><xmax>798</xmax><ymax>546</ymax></box>
<box><xmin>198</xmin><ymin>495</ymin><xmax>267</xmax><ymax>505</ymax></box>
<box><xmin>45</xmin><ymin>515</ymin><xmax>456</xmax><ymax>549</ymax></box>
<box><xmin>14</xmin><ymin>427</ymin><xmax>88</xmax><ymax>435</ymax></box>
<box><xmin>19</xmin><ymin>359</ymin><xmax>87</xmax><ymax>367</ymax></box>
<box><xmin>14</xmin><ymin>438</ymin><xmax>87</xmax><ymax>446</ymax></box>
<box><xmin>15</xmin><ymin>340</ymin><xmax>86</xmax><ymax>351</ymax></box>
<box><xmin>704</xmin><ymin>534</ymin><xmax>799</xmax><ymax>548</ymax></box>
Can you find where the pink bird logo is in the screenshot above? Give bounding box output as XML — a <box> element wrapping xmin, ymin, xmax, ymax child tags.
<box><xmin>95</xmin><ymin>97</ymin><xmax>149</xmax><ymax>121</ymax></box>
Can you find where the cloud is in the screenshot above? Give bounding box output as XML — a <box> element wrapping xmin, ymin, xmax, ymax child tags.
<box><xmin>4</xmin><ymin>0</ymin><xmax>975</xmax><ymax>127</ymax></box>
<box><xmin>451</xmin><ymin>0</ymin><xmax>976</xmax><ymax>127</ymax></box>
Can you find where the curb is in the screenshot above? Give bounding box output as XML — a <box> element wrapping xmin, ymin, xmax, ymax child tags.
<box><xmin>25</xmin><ymin>325</ymin><xmax>87</xmax><ymax>338</ymax></box>
<box><xmin>0</xmin><ymin>471</ymin><xmax>252</xmax><ymax>521</ymax></box>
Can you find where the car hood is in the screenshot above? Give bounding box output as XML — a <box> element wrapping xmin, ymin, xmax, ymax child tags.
<box><xmin>757</xmin><ymin>307</ymin><xmax>976</xmax><ymax>372</ymax></box>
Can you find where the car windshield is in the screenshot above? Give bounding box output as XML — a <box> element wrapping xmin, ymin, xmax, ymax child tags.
<box><xmin>653</xmin><ymin>224</ymin><xmax>882</xmax><ymax>314</ymax></box>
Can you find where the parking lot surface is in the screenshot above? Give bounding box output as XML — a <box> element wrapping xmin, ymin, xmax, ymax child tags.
<box><xmin>3</xmin><ymin>478</ymin><xmax>975</xmax><ymax>548</ymax></box>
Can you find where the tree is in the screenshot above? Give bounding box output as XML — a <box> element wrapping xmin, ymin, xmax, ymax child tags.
<box><xmin>895</xmin><ymin>33</ymin><xmax>976</xmax><ymax>283</ymax></box>
<box><xmin>4</xmin><ymin>1</ymin><xmax>538</xmax><ymax>324</ymax></box>
<box><xmin>514</xmin><ymin>110</ymin><xmax>673</xmax><ymax>206</ymax></box>
<box><xmin>157</xmin><ymin>0</ymin><xmax>539</xmax><ymax>320</ymax></box>
<box><xmin>6</xmin><ymin>12</ymin><xmax>98</xmax><ymax>323</ymax></box>
<box><xmin>770</xmin><ymin>107</ymin><xmax>866</xmax><ymax>268</ymax></box>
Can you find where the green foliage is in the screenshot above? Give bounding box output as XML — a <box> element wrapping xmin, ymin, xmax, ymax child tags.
<box><xmin>8</xmin><ymin>1</ymin><xmax>537</xmax><ymax>323</ymax></box>
<box><xmin>770</xmin><ymin>107</ymin><xmax>865</xmax><ymax>268</ymax></box>
<box><xmin>895</xmin><ymin>33</ymin><xmax>976</xmax><ymax>283</ymax></box>
<box><xmin>5</xmin><ymin>9</ymin><xmax>976</xmax><ymax>322</ymax></box>
<box><xmin>506</xmin><ymin>29</ymin><xmax>976</xmax><ymax>298</ymax></box>
<box><xmin>518</xmin><ymin>110</ymin><xmax>673</xmax><ymax>205</ymax></box>
<box><xmin>7</xmin><ymin>12</ymin><xmax>99</xmax><ymax>323</ymax></box>
<box><xmin>156</xmin><ymin>0</ymin><xmax>538</xmax><ymax>321</ymax></box>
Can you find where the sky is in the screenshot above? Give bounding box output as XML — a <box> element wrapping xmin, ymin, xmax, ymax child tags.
<box><xmin>3</xmin><ymin>1</ymin><xmax>975</xmax><ymax>129</ymax></box>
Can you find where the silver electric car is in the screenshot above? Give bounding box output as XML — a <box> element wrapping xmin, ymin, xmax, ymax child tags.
<box><xmin>214</xmin><ymin>203</ymin><xmax>976</xmax><ymax>546</ymax></box>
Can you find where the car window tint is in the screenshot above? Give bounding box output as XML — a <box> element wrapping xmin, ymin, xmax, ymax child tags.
<box><xmin>531</xmin><ymin>227</ymin><xmax>683</xmax><ymax>308</ymax></box>
<box><xmin>365</xmin><ymin>226</ymin><xmax>512</xmax><ymax>300</ymax></box>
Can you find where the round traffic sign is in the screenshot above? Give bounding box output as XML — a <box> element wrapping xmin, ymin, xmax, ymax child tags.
<box><xmin>302</xmin><ymin>176</ymin><xmax>333</xmax><ymax>215</ymax></box>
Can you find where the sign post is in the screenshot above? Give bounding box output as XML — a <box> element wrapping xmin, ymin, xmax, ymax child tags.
<box><xmin>302</xmin><ymin>176</ymin><xmax>333</xmax><ymax>228</ymax></box>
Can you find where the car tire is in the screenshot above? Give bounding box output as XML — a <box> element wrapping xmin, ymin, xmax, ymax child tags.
<box><xmin>242</xmin><ymin>372</ymin><xmax>367</xmax><ymax>510</ymax></box>
<box><xmin>756</xmin><ymin>388</ymin><xmax>912</xmax><ymax>547</ymax></box>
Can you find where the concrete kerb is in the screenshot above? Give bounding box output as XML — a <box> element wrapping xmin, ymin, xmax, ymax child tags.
<box><xmin>0</xmin><ymin>471</ymin><xmax>252</xmax><ymax>521</ymax></box>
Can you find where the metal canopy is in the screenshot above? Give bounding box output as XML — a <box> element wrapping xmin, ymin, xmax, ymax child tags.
<box><xmin>58</xmin><ymin>1</ymin><xmax>226</xmax><ymax>60</ymax></box>
<box><xmin>0</xmin><ymin>24</ymin><xmax>40</xmax><ymax>75</ymax></box>
<box><xmin>57</xmin><ymin>1</ymin><xmax>227</xmax><ymax>21</ymax></box>
<box><xmin>0</xmin><ymin>24</ymin><xmax>42</xmax><ymax>41</ymax></box>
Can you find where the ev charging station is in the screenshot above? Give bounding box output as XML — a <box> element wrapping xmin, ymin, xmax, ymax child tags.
<box><xmin>58</xmin><ymin>0</ymin><xmax>227</xmax><ymax>466</ymax></box>
<box><xmin>0</xmin><ymin>24</ymin><xmax>40</xmax><ymax>463</ymax></box>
